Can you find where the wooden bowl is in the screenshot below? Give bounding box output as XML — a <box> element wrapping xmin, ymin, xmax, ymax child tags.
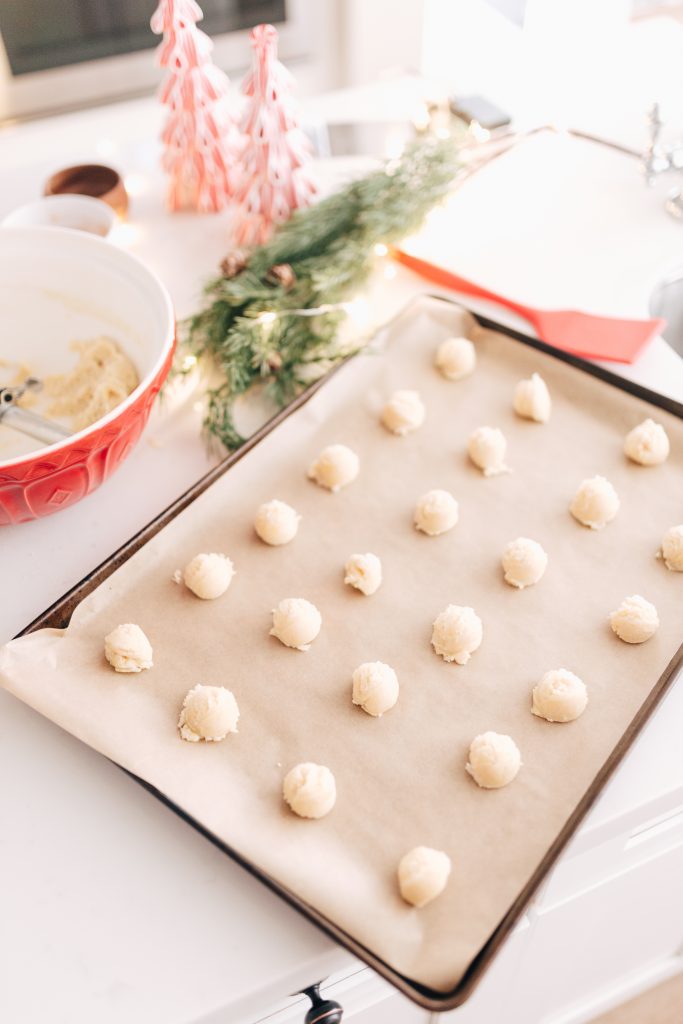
<box><xmin>44</xmin><ymin>164</ymin><xmax>129</xmax><ymax>218</ymax></box>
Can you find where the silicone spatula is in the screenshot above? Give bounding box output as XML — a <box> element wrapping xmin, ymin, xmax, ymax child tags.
<box><xmin>393</xmin><ymin>249</ymin><xmax>665</xmax><ymax>364</ymax></box>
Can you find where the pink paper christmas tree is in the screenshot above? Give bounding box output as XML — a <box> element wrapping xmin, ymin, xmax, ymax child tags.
<box><xmin>151</xmin><ymin>0</ymin><xmax>240</xmax><ymax>212</ymax></box>
<box><xmin>231</xmin><ymin>24</ymin><xmax>316</xmax><ymax>247</ymax></box>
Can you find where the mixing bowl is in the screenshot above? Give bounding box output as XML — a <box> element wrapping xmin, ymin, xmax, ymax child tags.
<box><xmin>0</xmin><ymin>226</ymin><xmax>175</xmax><ymax>524</ymax></box>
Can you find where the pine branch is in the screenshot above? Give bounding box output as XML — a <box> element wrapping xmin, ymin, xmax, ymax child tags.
<box><xmin>184</xmin><ymin>137</ymin><xmax>460</xmax><ymax>450</ymax></box>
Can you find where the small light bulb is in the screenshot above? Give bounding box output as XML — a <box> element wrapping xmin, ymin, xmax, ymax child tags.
<box><xmin>258</xmin><ymin>311</ymin><xmax>278</xmax><ymax>326</ymax></box>
<box><xmin>373</xmin><ymin>243</ymin><xmax>388</xmax><ymax>257</ymax></box>
<box><xmin>181</xmin><ymin>354</ymin><xmax>197</xmax><ymax>371</ymax></box>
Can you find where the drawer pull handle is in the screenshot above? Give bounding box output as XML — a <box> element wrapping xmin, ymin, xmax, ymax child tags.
<box><xmin>302</xmin><ymin>982</ymin><xmax>344</xmax><ymax>1024</ymax></box>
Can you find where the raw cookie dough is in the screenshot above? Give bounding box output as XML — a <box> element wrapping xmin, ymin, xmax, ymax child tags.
<box><xmin>352</xmin><ymin>661</ymin><xmax>399</xmax><ymax>716</ymax></box>
<box><xmin>414</xmin><ymin>489</ymin><xmax>459</xmax><ymax>536</ymax></box>
<box><xmin>104</xmin><ymin>623</ymin><xmax>153</xmax><ymax>673</ymax></box>
<box><xmin>183</xmin><ymin>552</ymin><xmax>234</xmax><ymax>599</ymax></box>
<box><xmin>624</xmin><ymin>418</ymin><xmax>670</xmax><ymax>466</ymax></box>
<box><xmin>46</xmin><ymin>336</ymin><xmax>139</xmax><ymax>432</ymax></box>
<box><xmin>381</xmin><ymin>389</ymin><xmax>426</xmax><ymax>435</ymax></box>
<box><xmin>435</xmin><ymin>336</ymin><xmax>476</xmax><ymax>380</ymax></box>
<box><xmin>466</xmin><ymin>732</ymin><xmax>521</xmax><ymax>789</ymax></box>
<box><xmin>308</xmin><ymin>444</ymin><xmax>359</xmax><ymax>491</ymax></box>
<box><xmin>513</xmin><ymin>372</ymin><xmax>552</xmax><ymax>423</ymax></box>
<box><xmin>570</xmin><ymin>476</ymin><xmax>620</xmax><ymax>529</ymax></box>
<box><xmin>468</xmin><ymin>426</ymin><xmax>509</xmax><ymax>476</ymax></box>
<box><xmin>532</xmin><ymin>669</ymin><xmax>588</xmax><ymax>723</ymax></box>
<box><xmin>431</xmin><ymin>605</ymin><xmax>483</xmax><ymax>665</ymax></box>
<box><xmin>398</xmin><ymin>846</ymin><xmax>452</xmax><ymax>908</ymax></box>
<box><xmin>609</xmin><ymin>595</ymin><xmax>659</xmax><ymax>644</ymax></box>
<box><xmin>178</xmin><ymin>684</ymin><xmax>240</xmax><ymax>742</ymax></box>
<box><xmin>502</xmin><ymin>537</ymin><xmax>548</xmax><ymax>589</ymax></box>
<box><xmin>254</xmin><ymin>499</ymin><xmax>300</xmax><ymax>546</ymax></box>
<box><xmin>270</xmin><ymin>598</ymin><xmax>322</xmax><ymax>650</ymax></box>
<box><xmin>660</xmin><ymin>524</ymin><xmax>683</xmax><ymax>571</ymax></box>
<box><xmin>344</xmin><ymin>552</ymin><xmax>382</xmax><ymax>595</ymax></box>
<box><xmin>283</xmin><ymin>762</ymin><xmax>336</xmax><ymax>818</ymax></box>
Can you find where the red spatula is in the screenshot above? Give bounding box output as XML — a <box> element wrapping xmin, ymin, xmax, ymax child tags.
<box><xmin>393</xmin><ymin>249</ymin><xmax>665</xmax><ymax>364</ymax></box>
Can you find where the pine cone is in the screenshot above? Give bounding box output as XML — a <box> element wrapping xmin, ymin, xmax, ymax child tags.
<box><xmin>265</xmin><ymin>263</ymin><xmax>296</xmax><ymax>289</ymax></box>
<box><xmin>220</xmin><ymin>250</ymin><xmax>249</xmax><ymax>278</ymax></box>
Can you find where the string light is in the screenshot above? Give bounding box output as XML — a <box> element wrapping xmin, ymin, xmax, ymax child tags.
<box><xmin>373</xmin><ymin>243</ymin><xmax>389</xmax><ymax>257</ymax></box>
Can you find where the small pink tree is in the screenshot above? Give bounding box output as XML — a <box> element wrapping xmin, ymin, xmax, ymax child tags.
<box><xmin>231</xmin><ymin>24</ymin><xmax>316</xmax><ymax>247</ymax></box>
<box><xmin>151</xmin><ymin>0</ymin><xmax>240</xmax><ymax>212</ymax></box>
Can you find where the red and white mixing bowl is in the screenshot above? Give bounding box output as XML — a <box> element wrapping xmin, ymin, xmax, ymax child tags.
<box><xmin>0</xmin><ymin>226</ymin><xmax>175</xmax><ymax>524</ymax></box>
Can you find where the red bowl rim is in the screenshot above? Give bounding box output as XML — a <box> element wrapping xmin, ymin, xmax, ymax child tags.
<box><xmin>0</xmin><ymin>225</ymin><xmax>176</xmax><ymax>471</ymax></box>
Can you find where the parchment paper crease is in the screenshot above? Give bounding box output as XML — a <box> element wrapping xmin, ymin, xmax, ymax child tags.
<box><xmin>2</xmin><ymin>297</ymin><xmax>682</xmax><ymax>992</ymax></box>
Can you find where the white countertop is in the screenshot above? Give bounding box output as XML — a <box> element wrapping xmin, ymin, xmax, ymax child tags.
<box><xmin>2</xmin><ymin>77</ymin><xmax>683</xmax><ymax>1024</ymax></box>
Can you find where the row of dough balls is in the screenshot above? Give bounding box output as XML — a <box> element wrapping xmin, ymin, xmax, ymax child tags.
<box><xmin>307</xmin><ymin>428</ymin><xmax>678</xmax><ymax>541</ymax></box>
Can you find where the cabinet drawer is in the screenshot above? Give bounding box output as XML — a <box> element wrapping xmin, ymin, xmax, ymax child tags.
<box><xmin>528</xmin><ymin>843</ymin><xmax>683</xmax><ymax>1021</ymax></box>
<box><xmin>539</xmin><ymin>803</ymin><xmax>683</xmax><ymax>911</ymax></box>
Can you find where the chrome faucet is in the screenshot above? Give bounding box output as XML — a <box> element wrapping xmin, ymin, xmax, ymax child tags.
<box><xmin>643</xmin><ymin>103</ymin><xmax>683</xmax><ymax>218</ymax></box>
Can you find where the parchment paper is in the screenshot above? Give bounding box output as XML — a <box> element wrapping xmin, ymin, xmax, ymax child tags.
<box><xmin>2</xmin><ymin>296</ymin><xmax>682</xmax><ymax>993</ymax></box>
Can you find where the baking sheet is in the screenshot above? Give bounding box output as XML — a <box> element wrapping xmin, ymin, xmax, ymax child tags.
<box><xmin>1</xmin><ymin>296</ymin><xmax>682</xmax><ymax>1002</ymax></box>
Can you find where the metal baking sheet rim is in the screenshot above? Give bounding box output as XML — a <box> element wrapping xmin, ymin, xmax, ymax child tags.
<box><xmin>20</xmin><ymin>295</ymin><xmax>683</xmax><ymax>1011</ymax></box>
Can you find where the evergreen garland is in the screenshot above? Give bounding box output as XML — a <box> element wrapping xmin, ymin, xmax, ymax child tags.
<box><xmin>185</xmin><ymin>137</ymin><xmax>460</xmax><ymax>449</ymax></box>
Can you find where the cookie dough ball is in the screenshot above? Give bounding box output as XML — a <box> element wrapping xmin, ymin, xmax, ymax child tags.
<box><xmin>431</xmin><ymin>605</ymin><xmax>483</xmax><ymax>665</ymax></box>
<box><xmin>414</xmin><ymin>489</ymin><xmax>459</xmax><ymax>536</ymax></box>
<box><xmin>435</xmin><ymin>336</ymin><xmax>476</xmax><ymax>381</ymax></box>
<box><xmin>513</xmin><ymin>372</ymin><xmax>552</xmax><ymax>423</ymax></box>
<box><xmin>344</xmin><ymin>552</ymin><xmax>382</xmax><ymax>595</ymax></box>
<box><xmin>466</xmin><ymin>732</ymin><xmax>521</xmax><ymax>789</ymax></box>
<box><xmin>381</xmin><ymin>389</ymin><xmax>426</xmax><ymax>436</ymax></box>
<box><xmin>502</xmin><ymin>537</ymin><xmax>548</xmax><ymax>589</ymax></box>
<box><xmin>624</xmin><ymin>418</ymin><xmax>670</xmax><ymax>466</ymax></box>
<box><xmin>283</xmin><ymin>762</ymin><xmax>336</xmax><ymax>819</ymax></box>
<box><xmin>270</xmin><ymin>598</ymin><xmax>322</xmax><ymax>650</ymax></box>
<box><xmin>661</xmin><ymin>524</ymin><xmax>683</xmax><ymax>571</ymax></box>
<box><xmin>468</xmin><ymin>426</ymin><xmax>509</xmax><ymax>476</ymax></box>
<box><xmin>570</xmin><ymin>476</ymin><xmax>620</xmax><ymax>529</ymax></box>
<box><xmin>104</xmin><ymin>623</ymin><xmax>153</xmax><ymax>674</ymax></box>
<box><xmin>532</xmin><ymin>669</ymin><xmax>588</xmax><ymax>723</ymax></box>
<box><xmin>398</xmin><ymin>846</ymin><xmax>452</xmax><ymax>908</ymax></box>
<box><xmin>183</xmin><ymin>552</ymin><xmax>234</xmax><ymax>599</ymax></box>
<box><xmin>352</xmin><ymin>661</ymin><xmax>399</xmax><ymax>717</ymax></box>
<box><xmin>254</xmin><ymin>499</ymin><xmax>300</xmax><ymax>546</ymax></box>
<box><xmin>609</xmin><ymin>595</ymin><xmax>659</xmax><ymax>644</ymax></box>
<box><xmin>178</xmin><ymin>684</ymin><xmax>240</xmax><ymax>742</ymax></box>
<box><xmin>308</xmin><ymin>444</ymin><xmax>359</xmax><ymax>492</ymax></box>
